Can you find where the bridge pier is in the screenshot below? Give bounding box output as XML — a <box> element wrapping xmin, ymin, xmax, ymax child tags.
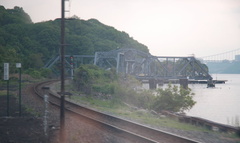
<box><xmin>157</xmin><ymin>79</ymin><xmax>164</xmax><ymax>86</ymax></box>
<box><xmin>207</xmin><ymin>79</ymin><xmax>215</xmax><ymax>88</ymax></box>
<box><xmin>179</xmin><ymin>78</ymin><xmax>188</xmax><ymax>89</ymax></box>
<box><xmin>149</xmin><ymin>79</ymin><xmax>157</xmax><ymax>89</ymax></box>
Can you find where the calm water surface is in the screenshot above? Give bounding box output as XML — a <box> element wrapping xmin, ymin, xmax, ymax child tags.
<box><xmin>186</xmin><ymin>74</ymin><xmax>240</xmax><ymax>126</ymax></box>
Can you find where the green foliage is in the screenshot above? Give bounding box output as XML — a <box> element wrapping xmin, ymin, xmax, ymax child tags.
<box><xmin>75</xmin><ymin>66</ymin><xmax>152</xmax><ymax>109</ymax></box>
<box><xmin>73</xmin><ymin>65</ymin><xmax>195</xmax><ymax>113</ymax></box>
<box><xmin>93</xmin><ymin>83</ymin><xmax>115</xmax><ymax>95</ymax></box>
<box><xmin>24</xmin><ymin>68</ymin><xmax>52</xmax><ymax>79</ymax></box>
<box><xmin>0</xmin><ymin>6</ymin><xmax>32</xmax><ymax>26</ymax></box>
<box><xmin>0</xmin><ymin>45</ymin><xmax>20</xmax><ymax>76</ymax></box>
<box><xmin>74</xmin><ymin>65</ymin><xmax>153</xmax><ymax>108</ymax></box>
<box><xmin>0</xmin><ymin>6</ymin><xmax>149</xmax><ymax>79</ymax></box>
<box><xmin>136</xmin><ymin>90</ymin><xmax>155</xmax><ymax>109</ymax></box>
<box><xmin>112</xmin><ymin>75</ymin><xmax>151</xmax><ymax>107</ymax></box>
<box><xmin>39</xmin><ymin>68</ymin><xmax>53</xmax><ymax>78</ymax></box>
<box><xmin>74</xmin><ymin>65</ymin><xmax>117</xmax><ymax>95</ymax></box>
<box><xmin>152</xmin><ymin>84</ymin><xmax>196</xmax><ymax>113</ymax></box>
<box><xmin>27</xmin><ymin>53</ymin><xmax>44</xmax><ymax>69</ymax></box>
<box><xmin>24</xmin><ymin>68</ymin><xmax>41</xmax><ymax>79</ymax></box>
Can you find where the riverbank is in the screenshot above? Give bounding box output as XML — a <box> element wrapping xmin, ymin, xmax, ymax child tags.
<box><xmin>0</xmin><ymin>80</ymin><xmax>240</xmax><ymax>143</ymax></box>
<box><xmin>67</xmin><ymin>94</ymin><xmax>240</xmax><ymax>143</ymax></box>
<box><xmin>48</xmin><ymin>80</ymin><xmax>240</xmax><ymax>143</ymax></box>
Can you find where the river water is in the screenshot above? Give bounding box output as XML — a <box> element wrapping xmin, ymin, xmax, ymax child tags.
<box><xmin>142</xmin><ymin>74</ymin><xmax>240</xmax><ymax>126</ymax></box>
<box><xmin>185</xmin><ymin>74</ymin><xmax>240</xmax><ymax>126</ymax></box>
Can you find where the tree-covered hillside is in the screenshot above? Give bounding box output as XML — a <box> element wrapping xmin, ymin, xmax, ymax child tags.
<box><xmin>0</xmin><ymin>6</ymin><xmax>148</xmax><ymax>77</ymax></box>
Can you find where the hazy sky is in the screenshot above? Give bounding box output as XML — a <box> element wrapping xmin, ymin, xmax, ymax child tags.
<box><xmin>1</xmin><ymin>0</ymin><xmax>240</xmax><ymax>58</ymax></box>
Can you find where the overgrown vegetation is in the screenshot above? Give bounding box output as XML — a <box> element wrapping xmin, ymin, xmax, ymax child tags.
<box><xmin>73</xmin><ymin>65</ymin><xmax>195</xmax><ymax>113</ymax></box>
<box><xmin>74</xmin><ymin>65</ymin><xmax>117</xmax><ymax>95</ymax></box>
<box><xmin>152</xmin><ymin>84</ymin><xmax>196</xmax><ymax>113</ymax></box>
<box><xmin>0</xmin><ymin>5</ymin><xmax>148</xmax><ymax>78</ymax></box>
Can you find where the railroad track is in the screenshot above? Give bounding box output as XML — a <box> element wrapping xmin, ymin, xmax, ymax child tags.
<box><xmin>34</xmin><ymin>80</ymin><xmax>200</xmax><ymax>143</ymax></box>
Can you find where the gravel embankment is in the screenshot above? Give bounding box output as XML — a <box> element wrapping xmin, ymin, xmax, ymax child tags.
<box><xmin>49</xmin><ymin>81</ymin><xmax>240</xmax><ymax>143</ymax></box>
<box><xmin>1</xmin><ymin>81</ymin><xmax>238</xmax><ymax>143</ymax></box>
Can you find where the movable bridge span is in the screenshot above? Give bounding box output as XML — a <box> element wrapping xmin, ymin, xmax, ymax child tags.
<box><xmin>44</xmin><ymin>48</ymin><xmax>212</xmax><ymax>82</ymax></box>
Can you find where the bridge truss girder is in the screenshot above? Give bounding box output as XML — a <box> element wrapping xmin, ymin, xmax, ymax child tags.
<box><xmin>44</xmin><ymin>48</ymin><xmax>212</xmax><ymax>80</ymax></box>
<box><xmin>94</xmin><ymin>48</ymin><xmax>151</xmax><ymax>74</ymax></box>
<box><xmin>143</xmin><ymin>56</ymin><xmax>212</xmax><ymax>80</ymax></box>
<box><xmin>44</xmin><ymin>55</ymin><xmax>94</xmax><ymax>75</ymax></box>
<box><xmin>94</xmin><ymin>49</ymin><xmax>212</xmax><ymax>80</ymax></box>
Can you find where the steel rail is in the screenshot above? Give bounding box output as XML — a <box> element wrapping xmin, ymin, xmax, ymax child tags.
<box><xmin>34</xmin><ymin>80</ymin><xmax>200</xmax><ymax>143</ymax></box>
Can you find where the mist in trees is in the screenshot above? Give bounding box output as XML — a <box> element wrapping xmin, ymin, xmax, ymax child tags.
<box><xmin>74</xmin><ymin>65</ymin><xmax>196</xmax><ymax>113</ymax></box>
<box><xmin>0</xmin><ymin>6</ymin><xmax>148</xmax><ymax>78</ymax></box>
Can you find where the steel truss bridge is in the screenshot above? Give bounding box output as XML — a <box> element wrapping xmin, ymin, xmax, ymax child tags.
<box><xmin>45</xmin><ymin>48</ymin><xmax>212</xmax><ymax>81</ymax></box>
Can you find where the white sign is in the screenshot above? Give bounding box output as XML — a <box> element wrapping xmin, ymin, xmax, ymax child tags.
<box><xmin>16</xmin><ymin>63</ymin><xmax>21</xmax><ymax>68</ymax></box>
<box><xmin>4</xmin><ymin>63</ymin><xmax>9</xmax><ymax>80</ymax></box>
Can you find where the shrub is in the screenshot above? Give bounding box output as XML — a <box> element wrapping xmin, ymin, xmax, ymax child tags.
<box><xmin>151</xmin><ymin>84</ymin><xmax>196</xmax><ymax>113</ymax></box>
<box><xmin>74</xmin><ymin>65</ymin><xmax>117</xmax><ymax>95</ymax></box>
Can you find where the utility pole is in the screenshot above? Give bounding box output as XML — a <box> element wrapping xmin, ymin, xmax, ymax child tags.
<box><xmin>16</xmin><ymin>63</ymin><xmax>22</xmax><ymax>116</ymax></box>
<box><xmin>4</xmin><ymin>63</ymin><xmax>9</xmax><ymax>117</ymax></box>
<box><xmin>60</xmin><ymin>0</ymin><xmax>66</xmax><ymax>142</ymax></box>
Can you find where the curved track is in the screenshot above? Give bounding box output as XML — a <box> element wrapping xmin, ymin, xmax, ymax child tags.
<box><xmin>34</xmin><ymin>80</ymin><xmax>200</xmax><ymax>143</ymax></box>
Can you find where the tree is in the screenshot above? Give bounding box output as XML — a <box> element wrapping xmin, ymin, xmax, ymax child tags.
<box><xmin>0</xmin><ymin>45</ymin><xmax>20</xmax><ymax>77</ymax></box>
<box><xmin>74</xmin><ymin>65</ymin><xmax>117</xmax><ymax>95</ymax></box>
<box><xmin>0</xmin><ymin>6</ymin><xmax>150</xmax><ymax>79</ymax></box>
<box><xmin>27</xmin><ymin>53</ymin><xmax>44</xmax><ymax>69</ymax></box>
<box><xmin>151</xmin><ymin>84</ymin><xmax>196</xmax><ymax>113</ymax></box>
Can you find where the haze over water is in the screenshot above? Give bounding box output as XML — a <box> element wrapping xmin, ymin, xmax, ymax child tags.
<box><xmin>186</xmin><ymin>74</ymin><xmax>240</xmax><ymax>126</ymax></box>
<box><xmin>142</xmin><ymin>74</ymin><xmax>240</xmax><ymax>126</ymax></box>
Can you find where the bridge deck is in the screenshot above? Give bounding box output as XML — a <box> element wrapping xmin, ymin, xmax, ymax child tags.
<box><xmin>188</xmin><ymin>79</ymin><xmax>227</xmax><ymax>84</ymax></box>
<box><xmin>141</xmin><ymin>79</ymin><xmax>227</xmax><ymax>84</ymax></box>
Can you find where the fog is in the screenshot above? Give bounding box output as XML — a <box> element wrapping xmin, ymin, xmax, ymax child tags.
<box><xmin>1</xmin><ymin>0</ymin><xmax>240</xmax><ymax>57</ymax></box>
